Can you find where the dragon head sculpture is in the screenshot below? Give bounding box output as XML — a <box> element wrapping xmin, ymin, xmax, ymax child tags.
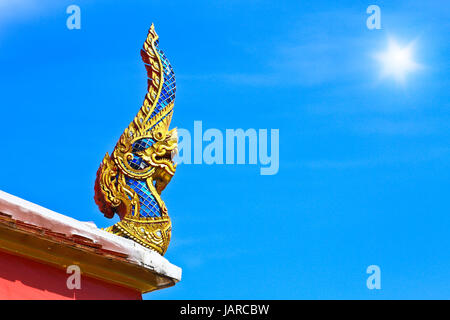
<box><xmin>94</xmin><ymin>24</ymin><xmax>177</xmax><ymax>255</ymax></box>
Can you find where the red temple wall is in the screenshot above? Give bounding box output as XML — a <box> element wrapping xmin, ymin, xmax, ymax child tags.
<box><xmin>0</xmin><ymin>250</ymin><xmax>141</xmax><ymax>300</ymax></box>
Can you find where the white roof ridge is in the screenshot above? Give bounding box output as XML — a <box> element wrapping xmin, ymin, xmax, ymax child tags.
<box><xmin>0</xmin><ymin>189</ymin><xmax>181</xmax><ymax>282</ymax></box>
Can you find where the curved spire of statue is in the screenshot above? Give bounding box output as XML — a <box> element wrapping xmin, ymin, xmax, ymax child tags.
<box><xmin>94</xmin><ymin>24</ymin><xmax>178</xmax><ymax>255</ymax></box>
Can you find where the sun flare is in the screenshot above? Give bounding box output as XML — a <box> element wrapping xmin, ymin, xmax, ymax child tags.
<box><xmin>375</xmin><ymin>38</ymin><xmax>421</xmax><ymax>83</ymax></box>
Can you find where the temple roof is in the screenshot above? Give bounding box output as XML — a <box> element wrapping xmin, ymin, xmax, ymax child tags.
<box><xmin>0</xmin><ymin>190</ymin><xmax>181</xmax><ymax>293</ymax></box>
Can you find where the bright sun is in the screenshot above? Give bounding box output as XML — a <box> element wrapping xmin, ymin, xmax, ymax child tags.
<box><xmin>375</xmin><ymin>38</ymin><xmax>421</xmax><ymax>83</ymax></box>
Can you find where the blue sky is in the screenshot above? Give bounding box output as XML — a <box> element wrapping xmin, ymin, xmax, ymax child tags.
<box><xmin>0</xmin><ymin>0</ymin><xmax>449</xmax><ymax>299</ymax></box>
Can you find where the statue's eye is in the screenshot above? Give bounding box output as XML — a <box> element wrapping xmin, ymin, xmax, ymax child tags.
<box><xmin>154</xmin><ymin>130</ymin><xmax>165</xmax><ymax>141</ymax></box>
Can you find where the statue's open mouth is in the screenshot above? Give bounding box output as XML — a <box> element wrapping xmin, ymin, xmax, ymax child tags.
<box><xmin>154</xmin><ymin>145</ymin><xmax>178</xmax><ymax>162</ymax></box>
<box><xmin>155</xmin><ymin>151</ymin><xmax>174</xmax><ymax>162</ymax></box>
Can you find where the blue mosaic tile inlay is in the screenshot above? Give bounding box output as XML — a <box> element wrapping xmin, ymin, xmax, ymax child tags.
<box><xmin>126</xmin><ymin>178</ymin><xmax>160</xmax><ymax>218</ymax></box>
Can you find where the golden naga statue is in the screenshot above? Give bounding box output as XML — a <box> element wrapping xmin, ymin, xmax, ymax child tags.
<box><xmin>94</xmin><ymin>24</ymin><xmax>177</xmax><ymax>255</ymax></box>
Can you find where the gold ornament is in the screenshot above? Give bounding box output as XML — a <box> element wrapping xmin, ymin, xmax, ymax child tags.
<box><xmin>94</xmin><ymin>24</ymin><xmax>178</xmax><ymax>255</ymax></box>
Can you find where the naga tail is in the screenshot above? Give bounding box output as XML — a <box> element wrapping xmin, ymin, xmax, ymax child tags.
<box><xmin>94</xmin><ymin>24</ymin><xmax>178</xmax><ymax>255</ymax></box>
